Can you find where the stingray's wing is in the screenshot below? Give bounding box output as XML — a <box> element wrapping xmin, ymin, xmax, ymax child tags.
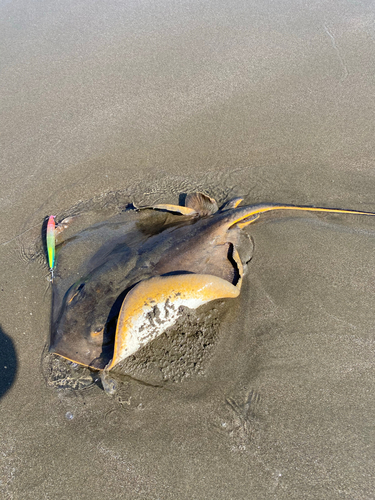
<box><xmin>106</xmin><ymin>274</ymin><xmax>239</xmax><ymax>370</ymax></box>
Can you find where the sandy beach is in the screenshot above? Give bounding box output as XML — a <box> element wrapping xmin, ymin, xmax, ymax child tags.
<box><xmin>1</xmin><ymin>1</ymin><xmax>375</xmax><ymax>498</ymax></box>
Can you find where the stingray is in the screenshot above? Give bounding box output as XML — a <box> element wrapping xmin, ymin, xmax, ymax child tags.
<box><xmin>50</xmin><ymin>193</ymin><xmax>375</xmax><ymax>371</ymax></box>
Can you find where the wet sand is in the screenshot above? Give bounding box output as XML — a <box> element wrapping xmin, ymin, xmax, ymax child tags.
<box><xmin>1</xmin><ymin>1</ymin><xmax>375</xmax><ymax>498</ymax></box>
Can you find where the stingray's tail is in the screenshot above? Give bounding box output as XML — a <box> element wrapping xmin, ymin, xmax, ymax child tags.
<box><xmin>220</xmin><ymin>203</ymin><xmax>375</xmax><ymax>230</ymax></box>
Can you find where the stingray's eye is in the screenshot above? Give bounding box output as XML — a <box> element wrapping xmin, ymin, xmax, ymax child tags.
<box><xmin>67</xmin><ymin>283</ymin><xmax>85</xmax><ymax>304</ymax></box>
<box><xmin>90</xmin><ymin>325</ymin><xmax>105</xmax><ymax>346</ymax></box>
<box><xmin>91</xmin><ymin>326</ymin><xmax>104</xmax><ymax>337</ymax></box>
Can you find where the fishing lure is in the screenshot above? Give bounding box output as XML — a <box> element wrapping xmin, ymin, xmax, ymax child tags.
<box><xmin>46</xmin><ymin>215</ymin><xmax>56</xmax><ymax>280</ymax></box>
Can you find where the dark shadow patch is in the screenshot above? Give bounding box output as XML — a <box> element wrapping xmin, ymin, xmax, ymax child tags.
<box><xmin>178</xmin><ymin>193</ymin><xmax>187</xmax><ymax>207</ymax></box>
<box><xmin>160</xmin><ymin>270</ymin><xmax>195</xmax><ymax>277</ymax></box>
<box><xmin>90</xmin><ymin>283</ymin><xmax>141</xmax><ymax>369</ymax></box>
<box><xmin>227</xmin><ymin>243</ymin><xmax>241</xmax><ymax>286</ymax></box>
<box><xmin>0</xmin><ymin>324</ymin><xmax>17</xmax><ymax>398</ymax></box>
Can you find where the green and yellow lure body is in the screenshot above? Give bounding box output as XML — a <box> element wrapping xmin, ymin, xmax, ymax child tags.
<box><xmin>46</xmin><ymin>215</ymin><xmax>56</xmax><ymax>280</ymax></box>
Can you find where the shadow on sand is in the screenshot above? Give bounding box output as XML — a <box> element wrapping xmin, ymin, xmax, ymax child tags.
<box><xmin>0</xmin><ymin>324</ymin><xmax>17</xmax><ymax>398</ymax></box>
